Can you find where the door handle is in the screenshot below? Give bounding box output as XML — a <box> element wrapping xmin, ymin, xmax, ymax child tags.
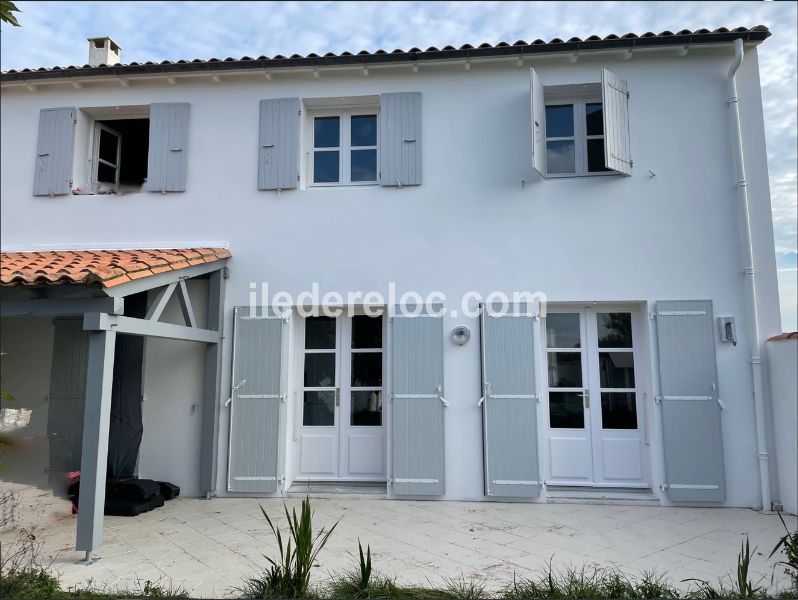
<box><xmin>582</xmin><ymin>389</ymin><xmax>590</xmax><ymax>409</ymax></box>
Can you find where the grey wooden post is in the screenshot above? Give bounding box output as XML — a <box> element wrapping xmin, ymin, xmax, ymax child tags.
<box><xmin>75</xmin><ymin>329</ymin><xmax>116</xmax><ymax>560</ymax></box>
<box><xmin>200</xmin><ymin>269</ymin><xmax>225</xmax><ymax>495</ymax></box>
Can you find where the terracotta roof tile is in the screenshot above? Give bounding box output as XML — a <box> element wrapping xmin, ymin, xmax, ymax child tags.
<box><xmin>0</xmin><ymin>26</ymin><xmax>771</xmax><ymax>82</ymax></box>
<box><xmin>768</xmin><ymin>332</ymin><xmax>798</xmax><ymax>341</ymax></box>
<box><xmin>0</xmin><ymin>248</ymin><xmax>230</xmax><ymax>288</ymax></box>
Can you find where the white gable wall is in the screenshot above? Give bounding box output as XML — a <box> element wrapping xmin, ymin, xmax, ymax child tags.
<box><xmin>0</xmin><ymin>45</ymin><xmax>781</xmax><ymax>506</ymax></box>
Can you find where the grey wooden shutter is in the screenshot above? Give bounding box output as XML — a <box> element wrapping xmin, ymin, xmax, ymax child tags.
<box><xmin>380</xmin><ymin>92</ymin><xmax>422</xmax><ymax>186</ymax></box>
<box><xmin>258</xmin><ymin>98</ymin><xmax>300</xmax><ymax>190</ymax></box>
<box><xmin>390</xmin><ymin>305</ymin><xmax>444</xmax><ymax>494</ymax></box>
<box><xmin>146</xmin><ymin>103</ymin><xmax>190</xmax><ymax>192</ymax></box>
<box><xmin>227</xmin><ymin>306</ymin><xmax>285</xmax><ymax>492</ymax></box>
<box><xmin>529</xmin><ymin>68</ymin><xmax>545</xmax><ymax>177</ymax></box>
<box><xmin>601</xmin><ymin>69</ymin><xmax>632</xmax><ymax>175</ymax></box>
<box><xmin>655</xmin><ymin>300</ymin><xmax>725</xmax><ymax>502</ymax></box>
<box><xmin>47</xmin><ymin>319</ymin><xmax>89</xmax><ymax>472</ymax></box>
<box><xmin>33</xmin><ymin>107</ymin><xmax>76</xmax><ymax>196</ymax></box>
<box><xmin>480</xmin><ymin>303</ymin><xmax>540</xmax><ymax>497</ymax></box>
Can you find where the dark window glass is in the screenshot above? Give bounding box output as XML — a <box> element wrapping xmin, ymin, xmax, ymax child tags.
<box><xmin>313</xmin><ymin>151</ymin><xmax>339</xmax><ymax>183</ymax></box>
<box><xmin>351</xmin><ymin>390</ymin><xmax>382</xmax><ymax>426</ymax></box>
<box><xmin>597</xmin><ymin>313</ymin><xmax>633</xmax><ymax>348</ymax></box>
<box><xmin>305</xmin><ymin>317</ymin><xmax>336</xmax><ymax>349</ymax></box>
<box><xmin>587</xmin><ymin>139</ymin><xmax>610</xmax><ymax>172</ymax></box>
<box><xmin>585</xmin><ymin>103</ymin><xmax>604</xmax><ymax>135</ymax></box>
<box><xmin>601</xmin><ymin>392</ymin><xmax>637</xmax><ymax>429</ymax></box>
<box><xmin>303</xmin><ymin>391</ymin><xmax>335</xmax><ymax>426</ymax></box>
<box><xmin>547</xmin><ymin>352</ymin><xmax>582</xmax><ymax>387</ymax></box>
<box><xmin>97</xmin><ymin>162</ymin><xmax>116</xmax><ymax>183</ymax></box>
<box><xmin>351</xmin><ymin>149</ymin><xmax>377</xmax><ymax>182</ymax></box>
<box><xmin>351</xmin><ymin>352</ymin><xmax>382</xmax><ymax>387</ymax></box>
<box><xmin>314</xmin><ymin>116</ymin><xmax>339</xmax><ymax>148</ymax></box>
<box><xmin>546</xmin><ymin>313</ymin><xmax>581</xmax><ymax>348</ymax></box>
<box><xmin>599</xmin><ymin>352</ymin><xmax>636</xmax><ymax>388</ymax></box>
<box><xmin>98</xmin><ymin>129</ymin><xmax>118</xmax><ymax>163</ymax></box>
<box><xmin>545</xmin><ymin>104</ymin><xmax>574</xmax><ymax>137</ymax></box>
<box><xmin>352</xmin><ymin>315</ymin><xmax>382</xmax><ymax>349</ymax></box>
<box><xmin>549</xmin><ymin>391</ymin><xmax>585</xmax><ymax>428</ymax></box>
<box><xmin>304</xmin><ymin>353</ymin><xmax>335</xmax><ymax>387</ymax></box>
<box><xmin>351</xmin><ymin>115</ymin><xmax>377</xmax><ymax>146</ymax></box>
<box><xmin>546</xmin><ymin>140</ymin><xmax>575</xmax><ymax>174</ymax></box>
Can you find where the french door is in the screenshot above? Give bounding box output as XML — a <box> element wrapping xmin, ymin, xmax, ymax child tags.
<box><xmin>544</xmin><ymin>307</ymin><xmax>647</xmax><ymax>487</ymax></box>
<box><xmin>295</xmin><ymin>314</ymin><xmax>387</xmax><ymax>481</ymax></box>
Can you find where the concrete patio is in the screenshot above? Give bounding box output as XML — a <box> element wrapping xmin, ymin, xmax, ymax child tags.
<box><xmin>3</xmin><ymin>483</ymin><xmax>796</xmax><ymax>598</ymax></box>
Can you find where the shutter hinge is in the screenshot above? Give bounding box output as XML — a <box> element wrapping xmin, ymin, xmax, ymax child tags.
<box><xmin>649</xmin><ymin>312</ymin><xmax>657</xmax><ymax>320</ymax></box>
<box><xmin>660</xmin><ymin>483</ymin><xmax>668</xmax><ymax>491</ymax></box>
<box><xmin>297</xmin><ymin>174</ymin><xmax>300</xmax><ymax>181</ymax></box>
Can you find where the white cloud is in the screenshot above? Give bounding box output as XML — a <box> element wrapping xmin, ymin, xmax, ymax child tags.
<box><xmin>1</xmin><ymin>1</ymin><xmax>796</xmax><ymax>321</ymax></box>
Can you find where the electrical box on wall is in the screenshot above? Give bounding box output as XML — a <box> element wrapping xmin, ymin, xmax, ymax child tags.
<box><xmin>718</xmin><ymin>316</ymin><xmax>737</xmax><ymax>346</ymax></box>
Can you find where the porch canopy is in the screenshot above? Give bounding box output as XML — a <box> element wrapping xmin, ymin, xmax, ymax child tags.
<box><xmin>1</xmin><ymin>247</ymin><xmax>230</xmax><ymax>560</ymax></box>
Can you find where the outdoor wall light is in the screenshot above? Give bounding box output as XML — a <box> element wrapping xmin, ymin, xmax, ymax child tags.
<box><xmin>451</xmin><ymin>326</ymin><xmax>471</xmax><ymax>346</ymax></box>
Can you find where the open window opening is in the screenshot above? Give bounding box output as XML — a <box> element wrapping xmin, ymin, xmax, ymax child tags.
<box><xmin>91</xmin><ymin>118</ymin><xmax>149</xmax><ymax>191</ymax></box>
<box><xmin>531</xmin><ymin>68</ymin><xmax>632</xmax><ymax>178</ymax></box>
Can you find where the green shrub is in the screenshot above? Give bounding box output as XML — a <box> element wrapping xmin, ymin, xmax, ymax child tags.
<box><xmin>0</xmin><ymin>566</ymin><xmax>61</xmax><ymax>599</ymax></box>
<box><xmin>770</xmin><ymin>512</ymin><xmax>798</xmax><ymax>591</ymax></box>
<box><xmin>239</xmin><ymin>496</ymin><xmax>339</xmax><ymax>598</ymax></box>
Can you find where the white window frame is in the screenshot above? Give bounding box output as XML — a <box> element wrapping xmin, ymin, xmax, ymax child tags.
<box><xmin>544</xmin><ymin>96</ymin><xmax>614</xmax><ymax>179</ymax></box>
<box><xmin>308</xmin><ymin>108</ymin><xmax>379</xmax><ymax>187</ymax></box>
<box><xmin>92</xmin><ymin>122</ymin><xmax>122</xmax><ymax>186</ymax></box>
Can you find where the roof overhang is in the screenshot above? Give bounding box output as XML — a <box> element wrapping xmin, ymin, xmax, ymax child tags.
<box><xmin>0</xmin><ymin>27</ymin><xmax>771</xmax><ymax>85</ymax></box>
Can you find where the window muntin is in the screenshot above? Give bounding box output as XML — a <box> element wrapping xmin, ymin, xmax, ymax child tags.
<box><xmin>311</xmin><ymin>111</ymin><xmax>378</xmax><ymax>185</ymax></box>
<box><xmin>596</xmin><ymin>312</ymin><xmax>637</xmax><ymax>430</ymax></box>
<box><xmin>350</xmin><ymin>315</ymin><xmax>383</xmax><ymax>427</ymax></box>
<box><xmin>303</xmin><ymin>316</ymin><xmax>337</xmax><ymax>427</ymax></box>
<box><xmin>93</xmin><ymin>123</ymin><xmax>121</xmax><ymax>185</ymax></box>
<box><xmin>544</xmin><ymin>99</ymin><xmax>611</xmax><ymax>177</ymax></box>
<box><xmin>545</xmin><ymin>104</ymin><xmax>575</xmax><ymax>174</ymax></box>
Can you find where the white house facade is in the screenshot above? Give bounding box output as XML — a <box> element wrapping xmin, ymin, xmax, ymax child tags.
<box><xmin>0</xmin><ymin>26</ymin><xmax>786</xmax><ymax>558</ymax></box>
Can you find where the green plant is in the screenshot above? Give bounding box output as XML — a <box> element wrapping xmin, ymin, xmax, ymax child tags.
<box><xmin>0</xmin><ymin>1</ymin><xmax>21</xmax><ymax>27</ymax></box>
<box><xmin>684</xmin><ymin>535</ymin><xmax>764</xmax><ymax>599</ymax></box>
<box><xmin>357</xmin><ymin>540</ymin><xmax>372</xmax><ymax>594</ymax></box>
<box><xmin>770</xmin><ymin>512</ymin><xmax>798</xmax><ymax>591</ymax></box>
<box><xmin>240</xmin><ymin>496</ymin><xmax>339</xmax><ymax>598</ymax></box>
<box><xmin>735</xmin><ymin>535</ymin><xmax>762</xmax><ymax>597</ymax></box>
<box><xmin>440</xmin><ymin>575</ymin><xmax>487</xmax><ymax>599</ymax></box>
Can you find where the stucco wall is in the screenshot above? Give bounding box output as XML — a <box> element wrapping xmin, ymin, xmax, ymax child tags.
<box><xmin>0</xmin><ymin>45</ymin><xmax>782</xmax><ymax>506</ymax></box>
<box><xmin>138</xmin><ymin>280</ymin><xmax>208</xmax><ymax>497</ymax></box>
<box><xmin>767</xmin><ymin>337</ymin><xmax>797</xmax><ymax>515</ymax></box>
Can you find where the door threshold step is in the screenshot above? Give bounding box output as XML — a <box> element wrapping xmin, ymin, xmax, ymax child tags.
<box><xmin>287</xmin><ymin>481</ymin><xmax>387</xmax><ymax>497</ymax></box>
<box><xmin>546</xmin><ymin>486</ymin><xmax>659</xmax><ymax>505</ymax></box>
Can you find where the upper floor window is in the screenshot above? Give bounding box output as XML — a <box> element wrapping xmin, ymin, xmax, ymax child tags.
<box><xmin>312</xmin><ymin>111</ymin><xmax>378</xmax><ymax>185</ymax></box>
<box><xmin>92</xmin><ymin>118</ymin><xmax>150</xmax><ymax>189</ymax></box>
<box><xmin>545</xmin><ymin>100</ymin><xmax>611</xmax><ymax>177</ymax></box>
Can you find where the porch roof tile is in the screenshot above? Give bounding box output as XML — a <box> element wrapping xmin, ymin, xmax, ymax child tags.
<box><xmin>0</xmin><ymin>247</ymin><xmax>231</xmax><ymax>288</ymax></box>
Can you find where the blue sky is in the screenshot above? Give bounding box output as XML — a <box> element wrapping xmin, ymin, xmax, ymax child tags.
<box><xmin>2</xmin><ymin>1</ymin><xmax>796</xmax><ymax>330</ymax></box>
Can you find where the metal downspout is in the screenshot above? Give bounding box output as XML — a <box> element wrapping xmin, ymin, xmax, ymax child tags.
<box><xmin>728</xmin><ymin>38</ymin><xmax>771</xmax><ymax>512</ymax></box>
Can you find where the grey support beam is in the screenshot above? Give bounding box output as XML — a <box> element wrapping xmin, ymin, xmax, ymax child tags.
<box><xmin>145</xmin><ymin>281</ymin><xmax>177</xmax><ymax>321</ymax></box>
<box><xmin>0</xmin><ymin>296</ymin><xmax>124</xmax><ymax>317</ymax></box>
<box><xmin>200</xmin><ymin>269</ymin><xmax>226</xmax><ymax>495</ymax></box>
<box><xmin>177</xmin><ymin>279</ymin><xmax>197</xmax><ymax>328</ymax></box>
<box><xmin>84</xmin><ymin>313</ymin><xmax>220</xmax><ymax>344</ymax></box>
<box><xmin>104</xmin><ymin>262</ymin><xmax>225</xmax><ymax>298</ymax></box>
<box><xmin>75</xmin><ymin>330</ymin><xmax>117</xmax><ymax>558</ymax></box>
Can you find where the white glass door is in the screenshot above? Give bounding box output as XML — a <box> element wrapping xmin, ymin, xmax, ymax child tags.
<box><xmin>544</xmin><ymin>311</ymin><xmax>594</xmax><ymax>483</ymax></box>
<box><xmin>295</xmin><ymin>314</ymin><xmax>386</xmax><ymax>481</ymax></box>
<box><xmin>544</xmin><ymin>307</ymin><xmax>647</xmax><ymax>487</ymax></box>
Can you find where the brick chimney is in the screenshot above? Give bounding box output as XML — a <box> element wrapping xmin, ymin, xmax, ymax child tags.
<box><xmin>87</xmin><ymin>37</ymin><xmax>121</xmax><ymax>67</ymax></box>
